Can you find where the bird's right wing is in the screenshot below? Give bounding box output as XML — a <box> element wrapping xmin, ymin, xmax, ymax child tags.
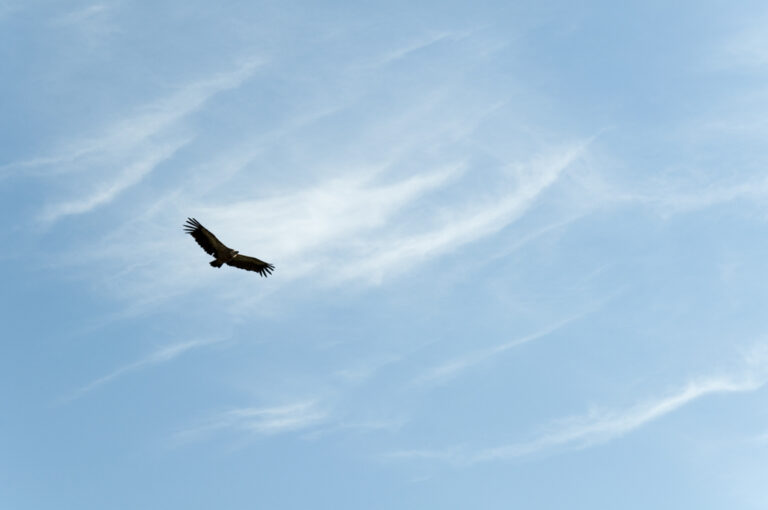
<box><xmin>183</xmin><ymin>218</ymin><xmax>230</xmax><ymax>257</ymax></box>
<box><xmin>226</xmin><ymin>254</ymin><xmax>275</xmax><ymax>277</ymax></box>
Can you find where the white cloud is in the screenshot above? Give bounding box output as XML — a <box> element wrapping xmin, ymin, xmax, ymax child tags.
<box><xmin>227</xmin><ymin>402</ymin><xmax>327</xmax><ymax>434</ymax></box>
<box><xmin>302</xmin><ymin>418</ymin><xmax>408</xmax><ymax>440</ymax></box>
<box><xmin>53</xmin><ymin>4</ymin><xmax>111</xmax><ymax>25</ymax></box>
<box><xmin>375</xmin><ymin>30</ymin><xmax>470</xmax><ymax>66</ymax></box>
<box><xmin>40</xmin><ymin>137</ymin><xmax>190</xmax><ymax>223</ymax></box>
<box><xmin>471</xmin><ymin>375</ymin><xmax>765</xmax><ymax>463</ymax></box>
<box><xmin>4</xmin><ymin>58</ymin><xmax>263</xmax><ymax>222</ymax></box>
<box><xmin>715</xmin><ymin>17</ymin><xmax>768</xmax><ymax>69</ymax></box>
<box><xmin>388</xmin><ymin>354</ymin><xmax>768</xmax><ymax>466</ymax></box>
<box><xmin>73</xmin><ymin>162</ymin><xmax>464</xmax><ymax>306</ymax></box>
<box><xmin>6</xmin><ymin>58</ymin><xmax>261</xmax><ymax>176</ymax></box>
<box><xmin>44</xmin><ymin>25</ymin><xmax>599</xmax><ymax>309</ymax></box>
<box><xmin>62</xmin><ymin>136</ymin><xmax>591</xmax><ymax>315</ymax></box>
<box><xmin>175</xmin><ymin>400</ymin><xmax>328</xmax><ymax>442</ymax></box>
<box><xmin>413</xmin><ymin>313</ymin><xmax>587</xmax><ymax>385</ymax></box>
<box><xmin>333</xmin><ymin>355</ymin><xmax>403</xmax><ymax>384</ymax></box>
<box><xmin>176</xmin><ymin>400</ymin><xmax>408</xmax><ymax>445</ymax></box>
<box><xmin>577</xmin><ymin>167</ymin><xmax>768</xmax><ymax>217</ymax></box>
<box><xmin>335</xmin><ymin>142</ymin><xmax>588</xmax><ymax>284</ymax></box>
<box><xmin>196</xmin><ymin>163</ymin><xmax>464</xmax><ymax>276</ymax></box>
<box><xmin>62</xmin><ymin>336</ymin><xmax>226</xmax><ymax>402</ymax></box>
<box><xmin>0</xmin><ymin>1</ymin><xmax>23</xmax><ymax>20</ymax></box>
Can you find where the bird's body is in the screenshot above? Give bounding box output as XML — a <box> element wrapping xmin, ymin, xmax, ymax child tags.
<box><xmin>184</xmin><ymin>218</ymin><xmax>275</xmax><ymax>277</ymax></box>
<box><xmin>210</xmin><ymin>249</ymin><xmax>238</xmax><ymax>268</ymax></box>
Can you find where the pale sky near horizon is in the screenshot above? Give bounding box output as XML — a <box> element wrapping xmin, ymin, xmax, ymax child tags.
<box><xmin>3</xmin><ymin>1</ymin><xmax>768</xmax><ymax>508</ymax></box>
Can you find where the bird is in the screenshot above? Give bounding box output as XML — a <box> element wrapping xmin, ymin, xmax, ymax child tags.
<box><xmin>183</xmin><ymin>217</ymin><xmax>275</xmax><ymax>277</ymax></box>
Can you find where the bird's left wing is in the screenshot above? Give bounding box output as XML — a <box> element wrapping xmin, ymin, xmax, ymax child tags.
<box><xmin>226</xmin><ymin>254</ymin><xmax>275</xmax><ymax>277</ymax></box>
<box><xmin>183</xmin><ymin>217</ymin><xmax>231</xmax><ymax>257</ymax></box>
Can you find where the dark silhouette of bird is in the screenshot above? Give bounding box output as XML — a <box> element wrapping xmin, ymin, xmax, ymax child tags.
<box><xmin>184</xmin><ymin>218</ymin><xmax>275</xmax><ymax>277</ymax></box>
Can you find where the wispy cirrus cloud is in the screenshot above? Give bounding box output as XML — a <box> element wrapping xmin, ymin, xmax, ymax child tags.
<box><xmin>5</xmin><ymin>58</ymin><xmax>263</xmax><ymax>223</ymax></box>
<box><xmin>51</xmin><ymin>26</ymin><xmax>599</xmax><ymax>308</ymax></box>
<box><xmin>752</xmin><ymin>431</ymin><xmax>768</xmax><ymax>446</ymax></box>
<box><xmin>195</xmin><ymin>162</ymin><xmax>465</xmax><ymax>279</ymax></box>
<box><xmin>472</xmin><ymin>375</ymin><xmax>765</xmax><ymax>463</ymax></box>
<box><xmin>176</xmin><ymin>400</ymin><xmax>408</xmax><ymax>445</ymax></box>
<box><xmin>0</xmin><ymin>1</ymin><xmax>23</xmax><ymax>20</ymax></box>
<box><xmin>67</xmin><ymin>136</ymin><xmax>592</xmax><ymax>313</ymax></box>
<box><xmin>375</xmin><ymin>30</ymin><xmax>471</xmax><ymax>66</ymax></box>
<box><xmin>62</xmin><ymin>336</ymin><xmax>226</xmax><ymax>403</ymax></box>
<box><xmin>712</xmin><ymin>12</ymin><xmax>768</xmax><ymax>70</ymax></box>
<box><xmin>301</xmin><ymin>417</ymin><xmax>408</xmax><ymax>441</ymax></box>
<box><xmin>577</xmin><ymin>166</ymin><xmax>768</xmax><ymax>217</ymax></box>
<box><xmin>412</xmin><ymin>313</ymin><xmax>586</xmax><ymax>386</ymax></box>
<box><xmin>52</xmin><ymin>3</ymin><xmax>114</xmax><ymax>27</ymax></box>
<box><xmin>53</xmin><ymin>4</ymin><xmax>111</xmax><ymax>26</ymax></box>
<box><xmin>94</xmin><ymin>162</ymin><xmax>464</xmax><ymax>299</ymax></box>
<box><xmin>335</xmin><ymin>141</ymin><xmax>589</xmax><ymax>284</ymax></box>
<box><xmin>41</xmin><ymin>137</ymin><xmax>191</xmax><ymax>223</ymax></box>
<box><xmin>48</xmin><ymin>3</ymin><xmax>122</xmax><ymax>51</ymax></box>
<box><xmin>388</xmin><ymin>349</ymin><xmax>768</xmax><ymax>466</ymax></box>
<box><xmin>7</xmin><ymin>58</ymin><xmax>262</xmax><ymax>175</ymax></box>
<box><xmin>175</xmin><ymin>400</ymin><xmax>328</xmax><ymax>443</ymax></box>
<box><xmin>655</xmin><ymin>177</ymin><xmax>768</xmax><ymax>214</ymax></box>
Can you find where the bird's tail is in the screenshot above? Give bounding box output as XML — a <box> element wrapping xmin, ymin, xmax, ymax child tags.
<box><xmin>210</xmin><ymin>260</ymin><xmax>224</xmax><ymax>268</ymax></box>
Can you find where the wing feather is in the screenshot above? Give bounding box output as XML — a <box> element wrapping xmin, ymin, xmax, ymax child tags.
<box><xmin>226</xmin><ymin>254</ymin><xmax>275</xmax><ymax>277</ymax></box>
<box><xmin>183</xmin><ymin>218</ymin><xmax>230</xmax><ymax>257</ymax></box>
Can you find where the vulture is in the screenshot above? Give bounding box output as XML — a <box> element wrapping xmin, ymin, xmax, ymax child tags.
<box><xmin>184</xmin><ymin>218</ymin><xmax>275</xmax><ymax>277</ymax></box>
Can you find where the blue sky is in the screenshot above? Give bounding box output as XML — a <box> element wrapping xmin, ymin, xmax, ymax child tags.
<box><xmin>3</xmin><ymin>1</ymin><xmax>768</xmax><ymax>508</ymax></box>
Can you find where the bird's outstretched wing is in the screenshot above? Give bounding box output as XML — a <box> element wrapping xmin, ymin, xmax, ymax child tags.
<box><xmin>183</xmin><ymin>217</ymin><xmax>231</xmax><ymax>257</ymax></box>
<box><xmin>226</xmin><ymin>254</ymin><xmax>275</xmax><ymax>277</ymax></box>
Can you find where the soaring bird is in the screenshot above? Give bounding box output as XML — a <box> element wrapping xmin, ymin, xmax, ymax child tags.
<box><xmin>184</xmin><ymin>218</ymin><xmax>275</xmax><ymax>277</ymax></box>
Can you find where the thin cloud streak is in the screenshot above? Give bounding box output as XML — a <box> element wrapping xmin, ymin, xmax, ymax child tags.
<box><xmin>302</xmin><ymin>418</ymin><xmax>408</xmax><ymax>441</ymax></box>
<box><xmin>40</xmin><ymin>137</ymin><xmax>191</xmax><ymax>222</ymax></box>
<box><xmin>413</xmin><ymin>313</ymin><xmax>587</xmax><ymax>386</ymax></box>
<box><xmin>375</xmin><ymin>30</ymin><xmax>470</xmax><ymax>66</ymax></box>
<box><xmin>62</xmin><ymin>337</ymin><xmax>225</xmax><ymax>402</ymax></box>
<box><xmin>714</xmin><ymin>15</ymin><xmax>768</xmax><ymax>69</ymax></box>
<box><xmin>2</xmin><ymin>57</ymin><xmax>262</xmax><ymax>176</ymax></box>
<box><xmin>624</xmin><ymin>178</ymin><xmax>768</xmax><ymax>215</ymax></box>
<box><xmin>21</xmin><ymin>58</ymin><xmax>263</xmax><ymax>223</ymax></box>
<box><xmin>473</xmin><ymin>376</ymin><xmax>765</xmax><ymax>463</ymax></box>
<box><xmin>579</xmin><ymin>165</ymin><xmax>768</xmax><ymax>216</ymax></box>
<box><xmin>338</xmin><ymin>142</ymin><xmax>588</xmax><ymax>283</ymax></box>
<box><xmin>53</xmin><ymin>4</ymin><xmax>110</xmax><ymax>26</ymax></box>
<box><xmin>175</xmin><ymin>401</ymin><xmax>328</xmax><ymax>443</ymax></box>
<box><xmin>388</xmin><ymin>362</ymin><xmax>768</xmax><ymax>466</ymax></box>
